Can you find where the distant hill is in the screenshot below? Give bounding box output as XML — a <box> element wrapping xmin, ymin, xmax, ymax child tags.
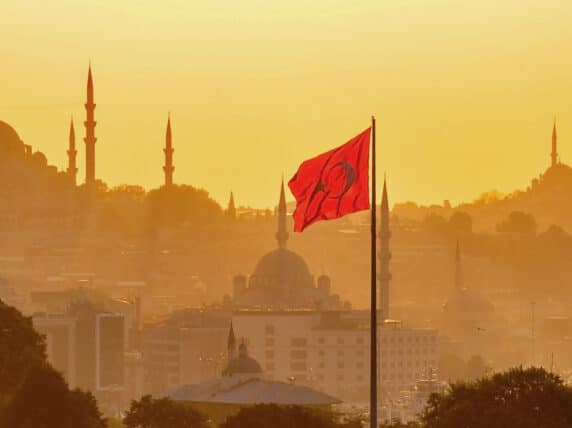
<box><xmin>394</xmin><ymin>160</ymin><xmax>572</xmax><ymax>233</ymax></box>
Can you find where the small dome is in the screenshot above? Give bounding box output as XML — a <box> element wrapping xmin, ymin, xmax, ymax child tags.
<box><xmin>253</xmin><ymin>248</ymin><xmax>313</xmax><ymax>289</ymax></box>
<box><xmin>223</xmin><ymin>342</ymin><xmax>262</xmax><ymax>376</ymax></box>
<box><xmin>0</xmin><ymin>121</ymin><xmax>25</xmax><ymax>157</ymax></box>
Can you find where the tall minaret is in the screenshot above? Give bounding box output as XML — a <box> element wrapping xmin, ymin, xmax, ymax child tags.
<box><xmin>227</xmin><ymin>320</ymin><xmax>237</xmax><ymax>361</ymax></box>
<box><xmin>163</xmin><ymin>114</ymin><xmax>174</xmax><ymax>187</ymax></box>
<box><xmin>276</xmin><ymin>178</ymin><xmax>289</xmax><ymax>249</ymax></box>
<box><xmin>378</xmin><ymin>177</ymin><xmax>392</xmax><ymax>320</ymax></box>
<box><xmin>455</xmin><ymin>240</ymin><xmax>463</xmax><ymax>290</ymax></box>
<box><xmin>551</xmin><ymin>119</ymin><xmax>558</xmax><ymax>167</ymax></box>
<box><xmin>67</xmin><ymin>117</ymin><xmax>78</xmax><ymax>185</ymax></box>
<box><xmin>227</xmin><ymin>191</ymin><xmax>237</xmax><ymax>221</ymax></box>
<box><xmin>84</xmin><ymin>63</ymin><xmax>97</xmax><ymax>186</ymax></box>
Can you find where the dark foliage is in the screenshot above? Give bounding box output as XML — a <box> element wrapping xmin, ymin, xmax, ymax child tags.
<box><xmin>123</xmin><ymin>395</ymin><xmax>208</xmax><ymax>428</ymax></box>
<box><xmin>0</xmin><ymin>298</ymin><xmax>46</xmax><ymax>395</ymax></box>
<box><xmin>219</xmin><ymin>404</ymin><xmax>344</xmax><ymax>428</ymax></box>
<box><xmin>2</xmin><ymin>365</ymin><xmax>106</xmax><ymax>428</ymax></box>
<box><xmin>422</xmin><ymin>366</ymin><xmax>572</xmax><ymax>428</ymax></box>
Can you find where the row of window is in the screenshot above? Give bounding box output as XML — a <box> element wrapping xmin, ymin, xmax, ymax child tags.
<box><xmin>382</xmin><ymin>360</ymin><xmax>436</xmax><ymax>368</ymax></box>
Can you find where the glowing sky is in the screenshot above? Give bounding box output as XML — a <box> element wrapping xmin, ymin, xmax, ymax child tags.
<box><xmin>1</xmin><ymin>0</ymin><xmax>571</xmax><ymax>208</ymax></box>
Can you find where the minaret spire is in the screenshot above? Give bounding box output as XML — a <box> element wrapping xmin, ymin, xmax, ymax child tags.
<box><xmin>276</xmin><ymin>178</ymin><xmax>289</xmax><ymax>249</ymax></box>
<box><xmin>163</xmin><ymin>114</ymin><xmax>174</xmax><ymax>187</ymax></box>
<box><xmin>551</xmin><ymin>118</ymin><xmax>558</xmax><ymax>167</ymax></box>
<box><xmin>227</xmin><ymin>320</ymin><xmax>237</xmax><ymax>360</ymax></box>
<box><xmin>378</xmin><ymin>176</ymin><xmax>392</xmax><ymax>320</ymax></box>
<box><xmin>84</xmin><ymin>63</ymin><xmax>97</xmax><ymax>187</ymax></box>
<box><xmin>455</xmin><ymin>240</ymin><xmax>463</xmax><ymax>291</ymax></box>
<box><xmin>227</xmin><ymin>191</ymin><xmax>237</xmax><ymax>220</ymax></box>
<box><xmin>67</xmin><ymin>117</ymin><xmax>78</xmax><ymax>185</ymax></box>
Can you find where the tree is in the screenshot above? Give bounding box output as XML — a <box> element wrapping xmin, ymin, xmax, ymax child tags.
<box><xmin>496</xmin><ymin>211</ymin><xmax>537</xmax><ymax>235</ymax></box>
<box><xmin>422</xmin><ymin>367</ymin><xmax>572</xmax><ymax>428</ymax></box>
<box><xmin>219</xmin><ymin>404</ymin><xmax>350</xmax><ymax>428</ymax></box>
<box><xmin>449</xmin><ymin>211</ymin><xmax>472</xmax><ymax>236</ymax></box>
<box><xmin>0</xmin><ymin>298</ymin><xmax>46</xmax><ymax>395</ymax></box>
<box><xmin>2</xmin><ymin>365</ymin><xmax>106</xmax><ymax>428</ymax></box>
<box><xmin>123</xmin><ymin>395</ymin><xmax>207</xmax><ymax>428</ymax></box>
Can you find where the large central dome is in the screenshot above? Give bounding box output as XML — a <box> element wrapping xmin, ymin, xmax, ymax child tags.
<box><xmin>0</xmin><ymin>121</ymin><xmax>25</xmax><ymax>157</ymax></box>
<box><xmin>253</xmin><ymin>248</ymin><xmax>313</xmax><ymax>289</ymax></box>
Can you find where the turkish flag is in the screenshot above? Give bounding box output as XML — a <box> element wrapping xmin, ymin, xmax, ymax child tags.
<box><xmin>288</xmin><ymin>127</ymin><xmax>371</xmax><ymax>232</ymax></box>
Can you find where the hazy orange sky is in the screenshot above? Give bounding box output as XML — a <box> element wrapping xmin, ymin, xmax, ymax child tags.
<box><xmin>1</xmin><ymin>0</ymin><xmax>571</xmax><ymax>208</ymax></box>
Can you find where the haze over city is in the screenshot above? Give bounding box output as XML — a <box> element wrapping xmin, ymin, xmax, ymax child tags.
<box><xmin>3</xmin><ymin>2</ymin><xmax>572</xmax><ymax>428</ymax></box>
<box><xmin>2</xmin><ymin>0</ymin><xmax>572</xmax><ymax>207</ymax></box>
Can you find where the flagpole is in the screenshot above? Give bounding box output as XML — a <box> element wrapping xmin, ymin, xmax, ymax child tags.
<box><xmin>370</xmin><ymin>115</ymin><xmax>377</xmax><ymax>428</ymax></box>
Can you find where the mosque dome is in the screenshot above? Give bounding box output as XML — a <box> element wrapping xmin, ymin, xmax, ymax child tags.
<box><xmin>223</xmin><ymin>342</ymin><xmax>263</xmax><ymax>377</ymax></box>
<box><xmin>0</xmin><ymin>121</ymin><xmax>25</xmax><ymax>157</ymax></box>
<box><xmin>252</xmin><ymin>248</ymin><xmax>313</xmax><ymax>289</ymax></box>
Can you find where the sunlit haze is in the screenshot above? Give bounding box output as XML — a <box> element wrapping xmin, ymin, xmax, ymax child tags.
<box><xmin>1</xmin><ymin>0</ymin><xmax>572</xmax><ymax>207</ymax></box>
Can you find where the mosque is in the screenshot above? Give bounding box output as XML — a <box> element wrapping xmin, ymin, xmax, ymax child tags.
<box><xmin>230</xmin><ymin>180</ymin><xmax>347</xmax><ymax>310</ymax></box>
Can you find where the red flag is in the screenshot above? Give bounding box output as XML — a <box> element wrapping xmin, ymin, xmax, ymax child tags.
<box><xmin>288</xmin><ymin>127</ymin><xmax>371</xmax><ymax>232</ymax></box>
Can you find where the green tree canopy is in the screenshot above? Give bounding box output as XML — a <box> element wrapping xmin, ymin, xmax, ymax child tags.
<box><xmin>2</xmin><ymin>365</ymin><xmax>106</xmax><ymax>428</ymax></box>
<box><xmin>422</xmin><ymin>367</ymin><xmax>572</xmax><ymax>428</ymax></box>
<box><xmin>0</xmin><ymin>298</ymin><xmax>46</xmax><ymax>395</ymax></box>
<box><xmin>123</xmin><ymin>395</ymin><xmax>207</xmax><ymax>428</ymax></box>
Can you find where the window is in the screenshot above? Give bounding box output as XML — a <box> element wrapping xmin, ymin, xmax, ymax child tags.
<box><xmin>290</xmin><ymin>338</ymin><xmax>307</xmax><ymax>347</ymax></box>
<box><xmin>265</xmin><ymin>338</ymin><xmax>274</xmax><ymax>347</ymax></box>
<box><xmin>337</xmin><ymin>362</ymin><xmax>344</xmax><ymax>369</ymax></box>
<box><xmin>266</xmin><ymin>363</ymin><xmax>274</xmax><ymax>371</ymax></box>
<box><xmin>265</xmin><ymin>325</ymin><xmax>275</xmax><ymax>335</ymax></box>
<box><xmin>318</xmin><ymin>362</ymin><xmax>325</xmax><ymax>369</ymax></box>
<box><xmin>318</xmin><ymin>337</ymin><xmax>325</xmax><ymax>344</ymax></box>
<box><xmin>357</xmin><ymin>337</ymin><xmax>364</xmax><ymax>345</ymax></box>
<box><xmin>290</xmin><ymin>362</ymin><xmax>306</xmax><ymax>371</ymax></box>
<box><xmin>357</xmin><ymin>375</ymin><xmax>364</xmax><ymax>382</ymax></box>
<box><xmin>265</xmin><ymin>350</ymin><xmax>274</xmax><ymax>359</ymax></box>
<box><xmin>290</xmin><ymin>350</ymin><xmax>307</xmax><ymax>359</ymax></box>
<box><xmin>357</xmin><ymin>362</ymin><xmax>364</xmax><ymax>369</ymax></box>
<box><xmin>317</xmin><ymin>374</ymin><xmax>324</xmax><ymax>381</ymax></box>
<box><xmin>337</xmin><ymin>350</ymin><xmax>344</xmax><ymax>357</ymax></box>
<box><xmin>337</xmin><ymin>375</ymin><xmax>344</xmax><ymax>381</ymax></box>
<box><xmin>337</xmin><ymin>337</ymin><xmax>344</xmax><ymax>345</ymax></box>
<box><xmin>318</xmin><ymin>350</ymin><xmax>325</xmax><ymax>357</ymax></box>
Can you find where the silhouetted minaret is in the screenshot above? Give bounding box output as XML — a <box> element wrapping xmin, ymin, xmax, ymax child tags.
<box><xmin>227</xmin><ymin>191</ymin><xmax>237</xmax><ymax>221</ymax></box>
<box><xmin>551</xmin><ymin>119</ymin><xmax>558</xmax><ymax>167</ymax></box>
<box><xmin>67</xmin><ymin>117</ymin><xmax>78</xmax><ymax>185</ymax></box>
<box><xmin>84</xmin><ymin>64</ymin><xmax>97</xmax><ymax>186</ymax></box>
<box><xmin>378</xmin><ymin>177</ymin><xmax>392</xmax><ymax>320</ymax></box>
<box><xmin>455</xmin><ymin>240</ymin><xmax>463</xmax><ymax>290</ymax></box>
<box><xmin>163</xmin><ymin>114</ymin><xmax>174</xmax><ymax>187</ymax></box>
<box><xmin>276</xmin><ymin>179</ymin><xmax>289</xmax><ymax>249</ymax></box>
<box><xmin>227</xmin><ymin>320</ymin><xmax>237</xmax><ymax>360</ymax></box>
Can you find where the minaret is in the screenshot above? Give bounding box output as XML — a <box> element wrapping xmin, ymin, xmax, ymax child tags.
<box><xmin>455</xmin><ymin>240</ymin><xmax>463</xmax><ymax>291</ymax></box>
<box><xmin>227</xmin><ymin>191</ymin><xmax>237</xmax><ymax>220</ymax></box>
<box><xmin>276</xmin><ymin>178</ymin><xmax>289</xmax><ymax>249</ymax></box>
<box><xmin>67</xmin><ymin>117</ymin><xmax>78</xmax><ymax>185</ymax></box>
<box><xmin>551</xmin><ymin>119</ymin><xmax>558</xmax><ymax>167</ymax></box>
<box><xmin>378</xmin><ymin>177</ymin><xmax>392</xmax><ymax>320</ymax></box>
<box><xmin>84</xmin><ymin>63</ymin><xmax>97</xmax><ymax>186</ymax></box>
<box><xmin>227</xmin><ymin>320</ymin><xmax>237</xmax><ymax>360</ymax></box>
<box><xmin>163</xmin><ymin>114</ymin><xmax>174</xmax><ymax>187</ymax></box>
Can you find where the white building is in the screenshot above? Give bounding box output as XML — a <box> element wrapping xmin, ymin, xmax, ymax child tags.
<box><xmin>233</xmin><ymin>310</ymin><xmax>438</xmax><ymax>402</ymax></box>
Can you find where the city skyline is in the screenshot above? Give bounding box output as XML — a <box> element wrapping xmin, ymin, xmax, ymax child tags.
<box><xmin>1</xmin><ymin>0</ymin><xmax>571</xmax><ymax>208</ymax></box>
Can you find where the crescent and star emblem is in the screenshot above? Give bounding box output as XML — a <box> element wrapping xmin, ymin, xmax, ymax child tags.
<box><xmin>304</xmin><ymin>161</ymin><xmax>357</xmax><ymax>222</ymax></box>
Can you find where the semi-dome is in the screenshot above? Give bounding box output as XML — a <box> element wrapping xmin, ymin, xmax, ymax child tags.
<box><xmin>252</xmin><ymin>248</ymin><xmax>313</xmax><ymax>289</ymax></box>
<box><xmin>0</xmin><ymin>121</ymin><xmax>25</xmax><ymax>156</ymax></box>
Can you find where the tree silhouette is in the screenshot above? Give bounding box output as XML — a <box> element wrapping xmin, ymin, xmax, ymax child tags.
<box><xmin>220</xmin><ymin>404</ymin><xmax>343</xmax><ymax>428</ymax></box>
<box><xmin>0</xmin><ymin>298</ymin><xmax>46</xmax><ymax>395</ymax></box>
<box><xmin>2</xmin><ymin>365</ymin><xmax>105</xmax><ymax>428</ymax></box>
<box><xmin>123</xmin><ymin>395</ymin><xmax>207</xmax><ymax>428</ymax></box>
<box><xmin>422</xmin><ymin>367</ymin><xmax>572</xmax><ymax>428</ymax></box>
